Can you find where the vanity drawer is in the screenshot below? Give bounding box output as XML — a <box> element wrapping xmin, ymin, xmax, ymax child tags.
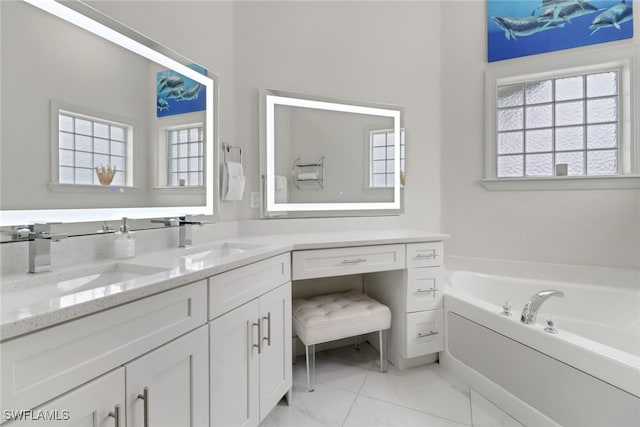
<box><xmin>406</xmin><ymin>242</ymin><xmax>443</xmax><ymax>268</ymax></box>
<box><xmin>1</xmin><ymin>281</ymin><xmax>207</xmax><ymax>415</ymax></box>
<box><xmin>209</xmin><ymin>253</ymin><xmax>291</xmax><ymax>320</ymax></box>
<box><xmin>405</xmin><ymin>309</ymin><xmax>444</xmax><ymax>358</ymax></box>
<box><xmin>292</xmin><ymin>244</ymin><xmax>406</xmax><ymax>280</ymax></box>
<box><xmin>406</xmin><ymin>267</ymin><xmax>443</xmax><ymax>312</ymax></box>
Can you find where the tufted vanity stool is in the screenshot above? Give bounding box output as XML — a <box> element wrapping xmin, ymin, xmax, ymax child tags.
<box><xmin>292</xmin><ymin>291</ymin><xmax>391</xmax><ymax>392</ymax></box>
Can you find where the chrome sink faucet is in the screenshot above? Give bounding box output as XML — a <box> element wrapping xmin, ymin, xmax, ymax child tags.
<box><xmin>178</xmin><ymin>215</ymin><xmax>203</xmax><ymax>248</ymax></box>
<box><xmin>521</xmin><ymin>290</ymin><xmax>564</xmax><ymax>325</ymax></box>
<box><xmin>28</xmin><ymin>223</ymin><xmax>68</xmax><ymax>273</ymax></box>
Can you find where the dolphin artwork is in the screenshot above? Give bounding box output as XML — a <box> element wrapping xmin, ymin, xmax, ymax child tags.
<box><xmin>491</xmin><ymin>14</ymin><xmax>565</xmax><ymax>40</ymax></box>
<box><xmin>589</xmin><ymin>0</ymin><xmax>633</xmax><ymax>35</ymax></box>
<box><xmin>535</xmin><ymin>0</ymin><xmax>589</xmax><ymax>19</ymax></box>
<box><xmin>177</xmin><ymin>83</ymin><xmax>202</xmax><ymax>102</ymax></box>
<box><xmin>538</xmin><ymin>1</ymin><xmax>599</xmax><ymax>23</ymax></box>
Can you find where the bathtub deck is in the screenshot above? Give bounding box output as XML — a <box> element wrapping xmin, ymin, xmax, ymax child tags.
<box><xmin>261</xmin><ymin>343</ymin><xmax>523</xmax><ymax>427</ymax></box>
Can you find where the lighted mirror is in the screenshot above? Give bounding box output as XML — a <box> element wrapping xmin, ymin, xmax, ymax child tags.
<box><xmin>0</xmin><ymin>0</ymin><xmax>218</xmax><ymax>227</ymax></box>
<box><xmin>261</xmin><ymin>90</ymin><xmax>403</xmax><ymax>216</ymax></box>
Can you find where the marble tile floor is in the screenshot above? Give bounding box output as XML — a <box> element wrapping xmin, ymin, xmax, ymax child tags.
<box><xmin>261</xmin><ymin>343</ymin><xmax>522</xmax><ymax>427</ymax></box>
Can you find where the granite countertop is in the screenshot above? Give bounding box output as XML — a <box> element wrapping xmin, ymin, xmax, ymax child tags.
<box><xmin>0</xmin><ymin>229</ymin><xmax>448</xmax><ymax>341</ymax></box>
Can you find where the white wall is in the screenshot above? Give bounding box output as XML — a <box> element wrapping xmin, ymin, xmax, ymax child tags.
<box><xmin>12</xmin><ymin>1</ymin><xmax>636</xmax><ymax>270</ymax></box>
<box><xmin>85</xmin><ymin>1</ymin><xmax>442</xmax><ymax>228</ymax></box>
<box><xmin>441</xmin><ymin>1</ymin><xmax>640</xmax><ymax>269</ymax></box>
<box><xmin>232</xmin><ymin>1</ymin><xmax>442</xmax><ymax>226</ymax></box>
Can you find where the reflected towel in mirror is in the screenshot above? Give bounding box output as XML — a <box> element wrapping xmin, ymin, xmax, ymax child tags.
<box><xmin>297</xmin><ymin>171</ymin><xmax>319</xmax><ymax>180</ymax></box>
<box><xmin>275</xmin><ymin>175</ymin><xmax>288</xmax><ymax>203</ymax></box>
<box><xmin>222</xmin><ymin>161</ymin><xmax>245</xmax><ymax>201</ymax></box>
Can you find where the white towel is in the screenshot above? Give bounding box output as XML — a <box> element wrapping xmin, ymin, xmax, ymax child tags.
<box><xmin>297</xmin><ymin>170</ymin><xmax>319</xmax><ymax>180</ymax></box>
<box><xmin>275</xmin><ymin>175</ymin><xmax>288</xmax><ymax>203</ymax></box>
<box><xmin>223</xmin><ymin>161</ymin><xmax>245</xmax><ymax>201</ymax></box>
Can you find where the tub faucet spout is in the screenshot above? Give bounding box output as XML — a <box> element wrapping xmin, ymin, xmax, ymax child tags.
<box><xmin>520</xmin><ymin>290</ymin><xmax>564</xmax><ymax>325</ymax></box>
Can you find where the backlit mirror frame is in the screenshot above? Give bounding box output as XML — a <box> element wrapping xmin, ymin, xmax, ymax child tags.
<box><xmin>0</xmin><ymin>0</ymin><xmax>218</xmax><ymax>226</ymax></box>
<box><xmin>261</xmin><ymin>90</ymin><xmax>403</xmax><ymax>216</ymax></box>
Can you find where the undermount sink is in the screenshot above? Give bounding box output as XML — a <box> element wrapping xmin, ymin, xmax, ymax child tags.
<box><xmin>179</xmin><ymin>242</ymin><xmax>265</xmax><ymax>269</ymax></box>
<box><xmin>135</xmin><ymin>241</ymin><xmax>266</xmax><ymax>271</ymax></box>
<box><xmin>1</xmin><ymin>263</ymin><xmax>169</xmax><ymax>313</ymax></box>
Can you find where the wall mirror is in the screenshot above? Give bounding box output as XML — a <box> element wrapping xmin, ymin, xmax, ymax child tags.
<box><xmin>0</xmin><ymin>0</ymin><xmax>218</xmax><ymax>237</ymax></box>
<box><xmin>260</xmin><ymin>90</ymin><xmax>403</xmax><ymax>217</ymax></box>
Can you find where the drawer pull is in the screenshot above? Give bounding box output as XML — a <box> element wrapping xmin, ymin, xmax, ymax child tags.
<box><xmin>263</xmin><ymin>312</ymin><xmax>272</xmax><ymax>347</ymax></box>
<box><xmin>252</xmin><ymin>319</ymin><xmax>262</xmax><ymax>354</ymax></box>
<box><xmin>108</xmin><ymin>404</ymin><xmax>121</xmax><ymax>427</ymax></box>
<box><xmin>417</xmin><ymin>331</ymin><xmax>438</xmax><ymax>338</ymax></box>
<box><xmin>341</xmin><ymin>258</ymin><xmax>368</xmax><ymax>264</ymax></box>
<box><xmin>137</xmin><ymin>387</ymin><xmax>149</xmax><ymax>427</ymax></box>
<box><xmin>416</xmin><ymin>288</ymin><xmax>439</xmax><ymax>293</ymax></box>
<box><xmin>415</xmin><ymin>252</ymin><xmax>437</xmax><ymax>259</ymax></box>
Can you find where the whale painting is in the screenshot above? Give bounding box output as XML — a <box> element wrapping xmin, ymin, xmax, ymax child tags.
<box><xmin>156</xmin><ymin>64</ymin><xmax>207</xmax><ymax>117</ymax></box>
<box><xmin>488</xmin><ymin>0</ymin><xmax>633</xmax><ymax>62</ymax></box>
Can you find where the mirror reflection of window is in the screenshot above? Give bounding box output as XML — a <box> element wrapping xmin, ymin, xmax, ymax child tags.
<box><xmin>370</xmin><ymin>129</ymin><xmax>405</xmax><ymax>188</ymax></box>
<box><xmin>166</xmin><ymin>125</ymin><xmax>204</xmax><ymax>187</ymax></box>
<box><xmin>58</xmin><ymin>110</ymin><xmax>131</xmax><ymax>187</ymax></box>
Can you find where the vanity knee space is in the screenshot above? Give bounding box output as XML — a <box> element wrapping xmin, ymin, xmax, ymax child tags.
<box><xmin>291</xmin><ymin>241</ymin><xmax>446</xmax><ymax>371</ymax></box>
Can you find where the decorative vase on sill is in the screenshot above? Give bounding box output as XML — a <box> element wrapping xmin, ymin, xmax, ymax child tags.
<box><xmin>95</xmin><ymin>165</ymin><xmax>117</xmax><ymax>185</ymax></box>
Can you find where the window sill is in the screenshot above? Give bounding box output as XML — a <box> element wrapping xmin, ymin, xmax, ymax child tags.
<box><xmin>152</xmin><ymin>186</ymin><xmax>205</xmax><ymax>194</ymax></box>
<box><xmin>482</xmin><ymin>175</ymin><xmax>640</xmax><ymax>191</ymax></box>
<box><xmin>49</xmin><ymin>183</ymin><xmax>140</xmax><ymax>193</ymax></box>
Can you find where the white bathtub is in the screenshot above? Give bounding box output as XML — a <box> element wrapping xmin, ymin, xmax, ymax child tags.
<box><xmin>441</xmin><ymin>270</ymin><xmax>640</xmax><ymax>426</ymax></box>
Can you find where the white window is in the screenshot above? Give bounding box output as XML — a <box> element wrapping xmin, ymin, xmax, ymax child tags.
<box><xmin>57</xmin><ymin>110</ymin><xmax>131</xmax><ymax>187</ymax></box>
<box><xmin>166</xmin><ymin>125</ymin><xmax>204</xmax><ymax>187</ymax></box>
<box><xmin>370</xmin><ymin>129</ymin><xmax>405</xmax><ymax>188</ymax></box>
<box><xmin>484</xmin><ymin>53</ymin><xmax>639</xmax><ymax>190</ymax></box>
<box><xmin>496</xmin><ymin>71</ymin><xmax>619</xmax><ymax>178</ymax></box>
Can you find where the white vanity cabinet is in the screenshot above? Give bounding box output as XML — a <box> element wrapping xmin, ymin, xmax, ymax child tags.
<box><xmin>5</xmin><ymin>368</ymin><xmax>125</xmax><ymax>427</ymax></box>
<box><xmin>6</xmin><ymin>326</ymin><xmax>208</xmax><ymax>427</ymax></box>
<box><xmin>209</xmin><ymin>254</ymin><xmax>292</xmax><ymax>427</ymax></box>
<box><xmin>125</xmin><ymin>325</ymin><xmax>209</xmax><ymax>427</ymax></box>
<box><xmin>1</xmin><ymin>281</ymin><xmax>208</xmax><ymax>426</ymax></box>
<box><xmin>365</xmin><ymin>242</ymin><xmax>445</xmax><ymax>368</ymax></box>
<box><xmin>291</xmin><ymin>241</ymin><xmax>445</xmax><ymax>369</ymax></box>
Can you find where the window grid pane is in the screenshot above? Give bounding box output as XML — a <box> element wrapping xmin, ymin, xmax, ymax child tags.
<box><xmin>167</xmin><ymin>126</ymin><xmax>204</xmax><ymax>186</ymax></box>
<box><xmin>370</xmin><ymin>129</ymin><xmax>405</xmax><ymax>188</ymax></box>
<box><xmin>497</xmin><ymin>70</ymin><xmax>618</xmax><ymax>178</ymax></box>
<box><xmin>58</xmin><ymin>112</ymin><xmax>128</xmax><ymax>185</ymax></box>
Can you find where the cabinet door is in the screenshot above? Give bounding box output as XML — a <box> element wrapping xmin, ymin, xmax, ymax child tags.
<box><xmin>125</xmin><ymin>325</ymin><xmax>208</xmax><ymax>427</ymax></box>
<box><xmin>258</xmin><ymin>282</ymin><xmax>292</xmax><ymax>422</ymax></box>
<box><xmin>210</xmin><ymin>299</ymin><xmax>260</xmax><ymax>427</ymax></box>
<box><xmin>4</xmin><ymin>368</ymin><xmax>124</xmax><ymax>427</ymax></box>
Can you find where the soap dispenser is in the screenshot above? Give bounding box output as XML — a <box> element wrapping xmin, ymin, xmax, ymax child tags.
<box><xmin>113</xmin><ymin>217</ymin><xmax>135</xmax><ymax>259</ymax></box>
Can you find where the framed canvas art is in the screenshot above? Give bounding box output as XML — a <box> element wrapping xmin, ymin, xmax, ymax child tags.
<box><xmin>156</xmin><ymin>64</ymin><xmax>207</xmax><ymax>117</ymax></box>
<box><xmin>488</xmin><ymin>0</ymin><xmax>633</xmax><ymax>62</ymax></box>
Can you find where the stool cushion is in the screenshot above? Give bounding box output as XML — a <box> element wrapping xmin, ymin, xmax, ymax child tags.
<box><xmin>292</xmin><ymin>291</ymin><xmax>391</xmax><ymax>345</ymax></box>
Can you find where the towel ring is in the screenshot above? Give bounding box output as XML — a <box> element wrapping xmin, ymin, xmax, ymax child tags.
<box><xmin>222</xmin><ymin>143</ymin><xmax>243</xmax><ymax>165</ymax></box>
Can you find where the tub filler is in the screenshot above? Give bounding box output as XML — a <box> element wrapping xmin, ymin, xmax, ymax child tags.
<box><xmin>440</xmin><ymin>270</ymin><xmax>640</xmax><ymax>427</ymax></box>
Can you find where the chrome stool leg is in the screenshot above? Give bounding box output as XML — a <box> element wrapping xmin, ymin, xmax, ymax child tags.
<box><xmin>305</xmin><ymin>344</ymin><xmax>316</xmax><ymax>392</ymax></box>
<box><xmin>379</xmin><ymin>329</ymin><xmax>388</xmax><ymax>373</ymax></box>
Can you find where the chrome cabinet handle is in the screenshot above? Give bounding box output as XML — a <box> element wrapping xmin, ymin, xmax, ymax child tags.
<box><xmin>416</xmin><ymin>288</ymin><xmax>439</xmax><ymax>293</ymax></box>
<box><xmin>415</xmin><ymin>252</ymin><xmax>437</xmax><ymax>259</ymax></box>
<box><xmin>342</xmin><ymin>258</ymin><xmax>367</xmax><ymax>264</ymax></box>
<box><xmin>108</xmin><ymin>404</ymin><xmax>121</xmax><ymax>427</ymax></box>
<box><xmin>417</xmin><ymin>331</ymin><xmax>438</xmax><ymax>338</ymax></box>
<box><xmin>252</xmin><ymin>319</ymin><xmax>262</xmax><ymax>354</ymax></box>
<box><xmin>137</xmin><ymin>387</ymin><xmax>149</xmax><ymax>427</ymax></box>
<box><xmin>263</xmin><ymin>312</ymin><xmax>272</xmax><ymax>347</ymax></box>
